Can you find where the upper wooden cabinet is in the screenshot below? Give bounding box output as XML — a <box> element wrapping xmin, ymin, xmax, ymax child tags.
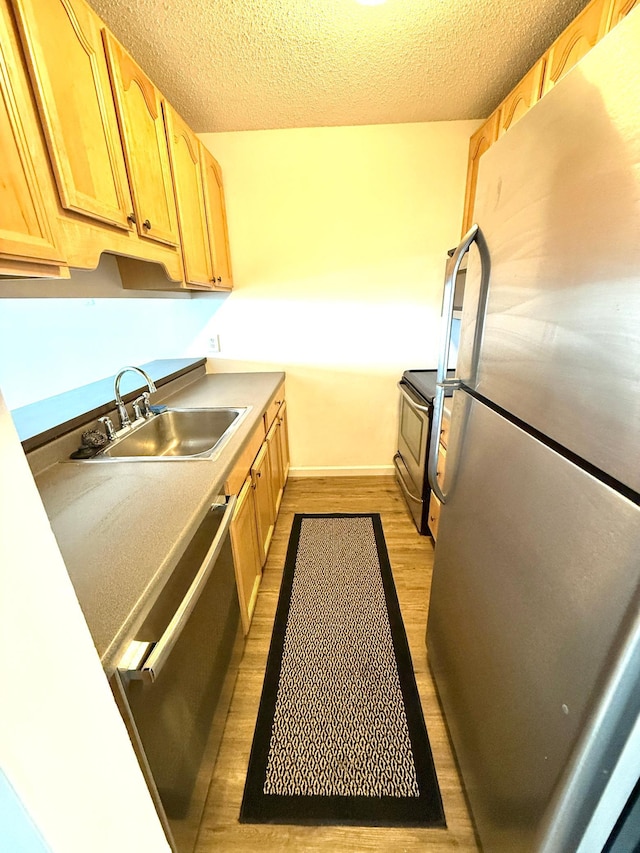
<box><xmin>498</xmin><ymin>57</ymin><xmax>545</xmax><ymax>137</ymax></box>
<box><xmin>458</xmin><ymin>0</ymin><xmax>635</xmax><ymax>236</ymax></box>
<box><xmin>102</xmin><ymin>31</ymin><xmax>179</xmax><ymax>248</ymax></box>
<box><xmin>11</xmin><ymin>0</ymin><xmax>134</xmax><ymax>230</ymax></box>
<box><xmin>200</xmin><ymin>144</ymin><xmax>233</xmax><ymax>290</ymax></box>
<box><xmin>606</xmin><ymin>0</ymin><xmax>639</xmax><ymax>27</ymax></box>
<box><xmin>460</xmin><ymin>111</ymin><xmax>499</xmax><ymax>236</ymax></box>
<box><xmin>0</xmin><ymin>0</ymin><xmax>67</xmax><ymax>278</ymax></box>
<box><xmin>163</xmin><ymin>101</ymin><xmax>214</xmax><ymax>289</ymax></box>
<box><xmin>2</xmin><ymin>0</ymin><xmax>233</xmax><ymax>287</ymax></box>
<box><xmin>541</xmin><ymin>0</ymin><xmax>610</xmax><ymax>94</ymax></box>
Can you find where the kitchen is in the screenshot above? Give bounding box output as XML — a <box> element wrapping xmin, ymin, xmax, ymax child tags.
<box><xmin>2</xmin><ymin>0</ymin><xmax>640</xmax><ymax>851</ymax></box>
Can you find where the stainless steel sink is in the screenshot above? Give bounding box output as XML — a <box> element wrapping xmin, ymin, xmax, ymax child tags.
<box><xmin>91</xmin><ymin>407</ymin><xmax>248</xmax><ymax>460</ymax></box>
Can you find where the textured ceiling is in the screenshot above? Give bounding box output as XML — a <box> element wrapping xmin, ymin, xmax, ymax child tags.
<box><xmin>88</xmin><ymin>0</ymin><xmax>592</xmax><ymax>133</ymax></box>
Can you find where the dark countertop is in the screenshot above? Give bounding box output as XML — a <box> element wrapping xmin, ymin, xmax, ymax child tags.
<box><xmin>33</xmin><ymin>369</ymin><xmax>285</xmax><ymax>675</ymax></box>
<box><xmin>14</xmin><ymin>358</ymin><xmax>207</xmax><ymax>451</ymax></box>
<box><xmin>402</xmin><ymin>369</ymin><xmax>457</xmax><ymax>403</ymax></box>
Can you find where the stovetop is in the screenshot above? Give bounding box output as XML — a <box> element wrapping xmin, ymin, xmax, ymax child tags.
<box><xmin>401</xmin><ymin>369</ymin><xmax>455</xmax><ymax>404</ymax></box>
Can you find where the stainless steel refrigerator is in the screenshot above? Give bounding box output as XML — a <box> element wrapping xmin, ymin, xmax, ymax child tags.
<box><xmin>426</xmin><ymin>10</ymin><xmax>640</xmax><ymax>853</ymax></box>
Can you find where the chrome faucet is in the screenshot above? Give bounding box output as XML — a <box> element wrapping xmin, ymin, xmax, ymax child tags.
<box><xmin>114</xmin><ymin>366</ymin><xmax>157</xmax><ymax>430</ymax></box>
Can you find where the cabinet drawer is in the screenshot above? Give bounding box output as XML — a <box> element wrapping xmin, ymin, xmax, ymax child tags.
<box><xmin>263</xmin><ymin>382</ymin><xmax>285</xmax><ymax>433</ymax></box>
<box><xmin>428</xmin><ymin>492</ymin><xmax>441</xmax><ymax>541</ymax></box>
<box><xmin>439</xmin><ymin>409</ymin><xmax>451</xmax><ymax>450</ymax></box>
<box><xmin>224</xmin><ymin>421</ymin><xmax>264</xmax><ymax>496</ymax></box>
<box><xmin>436</xmin><ymin>445</ymin><xmax>447</xmax><ymax>491</ymax></box>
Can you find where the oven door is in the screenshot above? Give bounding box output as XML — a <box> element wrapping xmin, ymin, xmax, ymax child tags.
<box><xmin>394</xmin><ymin>381</ymin><xmax>432</xmax><ymax>531</ymax></box>
<box><xmin>114</xmin><ymin>496</ymin><xmax>243</xmax><ymax>853</ymax></box>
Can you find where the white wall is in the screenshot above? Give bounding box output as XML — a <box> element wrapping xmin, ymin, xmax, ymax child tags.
<box><xmin>199</xmin><ymin>121</ymin><xmax>479</xmax><ymax>475</ymax></box>
<box><xmin>0</xmin><ymin>255</ymin><xmax>225</xmax><ymax>410</ymax></box>
<box><xmin>0</xmin><ymin>391</ymin><xmax>169</xmax><ymax>852</ymax></box>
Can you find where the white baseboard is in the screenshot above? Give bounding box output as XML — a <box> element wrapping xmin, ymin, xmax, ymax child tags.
<box><xmin>288</xmin><ymin>465</ymin><xmax>395</xmax><ymax>478</ymax></box>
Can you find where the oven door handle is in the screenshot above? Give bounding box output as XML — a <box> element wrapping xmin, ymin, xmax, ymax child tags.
<box><xmin>118</xmin><ymin>494</ymin><xmax>237</xmax><ymax>684</ymax></box>
<box><xmin>393</xmin><ymin>453</ymin><xmax>423</xmax><ymax>503</ymax></box>
<box><xmin>397</xmin><ymin>381</ymin><xmax>431</xmax><ymax>414</ymax></box>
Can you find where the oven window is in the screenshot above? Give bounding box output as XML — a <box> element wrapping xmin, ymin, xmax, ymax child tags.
<box><xmin>400</xmin><ymin>397</ymin><xmax>424</xmax><ymax>465</ymax></box>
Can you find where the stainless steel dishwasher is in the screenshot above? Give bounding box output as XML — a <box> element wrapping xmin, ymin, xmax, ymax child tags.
<box><xmin>113</xmin><ymin>495</ymin><xmax>243</xmax><ymax>852</ymax></box>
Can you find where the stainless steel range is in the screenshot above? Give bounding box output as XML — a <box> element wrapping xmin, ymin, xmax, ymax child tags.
<box><xmin>393</xmin><ymin>370</ymin><xmax>452</xmax><ymax>537</ymax></box>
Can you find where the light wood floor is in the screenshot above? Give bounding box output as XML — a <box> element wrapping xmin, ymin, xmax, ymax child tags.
<box><xmin>195</xmin><ymin>476</ymin><xmax>480</xmax><ymax>853</ymax></box>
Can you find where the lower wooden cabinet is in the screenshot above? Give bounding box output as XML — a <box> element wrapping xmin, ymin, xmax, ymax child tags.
<box><xmin>252</xmin><ymin>441</ymin><xmax>276</xmax><ymax>566</ymax></box>
<box><xmin>229</xmin><ymin>476</ymin><xmax>262</xmax><ymax>635</ymax></box>
<box><xmin>266</xmin><ymin>399</ymin><xmax>290</xmax><ymax>517</ymax></box>
<box><xmin>428</xmin><ymin>401</ymin><xmax>451</xmax><ymax>542</ymax></box>
<box><xmin>226</xmin><ymin>388</ymin><xmax>290</xmax><ymax>633</ymax></box>
<box><xmin>428</xmin><ymin>493</ymin><xmax>442</xmax><ymax>542</ymax></box>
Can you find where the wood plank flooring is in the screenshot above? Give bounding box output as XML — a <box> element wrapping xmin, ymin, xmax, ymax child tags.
<box><xmin>195</xmin><ymin>476</ymin><xmax>480</xmax><ymax>853</ymax></box>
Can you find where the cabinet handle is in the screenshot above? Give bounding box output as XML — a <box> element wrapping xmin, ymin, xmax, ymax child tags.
<box><xmin>127</xmin><ymin>212</ymin><xmax>136</xmax><ymax>225</ymax></box>
<box><xmin>143</xmin><ymin>219</ymin><xmax>152</xmax><ymax>230</ymax></box>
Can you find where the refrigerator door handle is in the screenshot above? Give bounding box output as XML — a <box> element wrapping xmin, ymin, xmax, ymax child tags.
<box><xmin>428</xmin><ymin>224</ymin><xmax>480</xmax><ymax>504</ymax></box>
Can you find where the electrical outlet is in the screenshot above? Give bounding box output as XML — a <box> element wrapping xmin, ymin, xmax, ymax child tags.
<box><xmin>208</xmin><ymin>334</ymin><xmax>221</xmax><ymax>353</ymax></box>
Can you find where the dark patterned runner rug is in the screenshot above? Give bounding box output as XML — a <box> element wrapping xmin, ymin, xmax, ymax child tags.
<box><xmin>240</xmin><ymin>513</ymin><xmax>445</xmax><ymax>826</ymax></box>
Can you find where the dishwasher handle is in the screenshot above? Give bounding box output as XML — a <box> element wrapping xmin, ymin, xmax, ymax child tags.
<box><xmin>119</xmin><ymin>494</ymin><xmax>237</xmax><ymax>684</ymax></box>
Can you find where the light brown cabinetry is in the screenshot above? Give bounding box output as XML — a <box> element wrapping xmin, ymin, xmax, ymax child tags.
<box><xmin>606</xmin><ymin>0</ymin><xmax>639</xmax><ymax>27</ymax></box>
<box><xmin>0</xmin><ymin>0</ymin><xmax>67</xmax><ymax>278</ymax></box>
<box><xmin>229</xmin><ymin>475</ymin><xmax>262</xmax><ymax>635</ymax></box>
<box><xmin>12</xmin><ymin>0</ymin><xmax>133</xmax><ymax>230</ymax></box>
<box><xmin>459</xmin><ymin>0</ymin><xmax>632</xmax><ymax>237</ymax></box>
<box><xmin>542</xmin><ymin>0</ymin><xmax>610</xmax><ymax>93</ymax></box>
<box><xmin>460</xmin><ymin>111</ymin><xmax>499</xmax><ymax>237</ymax></box>
<box><xmin>278</xmin><ymin>400</ymin><xmax>290</xmax><ymax>483</ymax></box>
<box><xmin>428</xmin><ymin>401</ymin><xmax>451</xmax><ymax>542</ymax></box>
<box><xmin>251</xmin><ymin>441</ymin><xmax>276</xmax><ymax>566</ymax></box>
<box><xmin>102</xmin><ymin>32</ymin><xmax>179</xmax><ymax>248</ymax></box>
<box><xmin>498</xmin><ymin>57</ymin><xmax>545</xmax><ymax>136</ymax></box>
<box><xmin>3</xmin><ymin>0</ymin><xmax>232</xmax><ymax>288</ymax></box>
<box><xmin>200</xmin><ymin>144</ymin><xmax>233</xmax><ymax>290</ymax></box>
<box><xmin>266</xmin><ymin>399</ymin><xmax>289</xmax><ymax>517</ymax></box>
<box><xmin>163</xmin><ymin>102</ymin><xmax>214</xmax><ymax>289</ymax></box>
<box><xmin>225</xmin><ymin>384</ymin><xmax>289</xmax><ymax>633</ymax></box>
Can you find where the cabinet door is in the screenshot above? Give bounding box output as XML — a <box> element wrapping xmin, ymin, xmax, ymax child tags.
<box><xmin>606</xmin><ymin>0</ymin><xmax>639</xmax><ymax>29</ymax></box>
<box><xmin>460</xmin><ymin>111</ymin><xmax>499</xmax><ymax>237</ymax></box>
<box><xmin>200</xmin><ymin>144</ymin><xmax>233</xmax><ymax>290</ymax></box>
<box><xmin>266</xmin><ymin>417</ymin><xmax>284</xmax><ymax>518</ymax></box>
<box><xmin>542</xmin><ymin>0</ymin><xmax>610</xmax><ymax>94</ymax></box>
<box><xmin>163</xmin><ymin>101</ymin><xmax>213</xmax><ymax>288</ymax></box>
<box><xmin>428</xmin><ymin>492</ymin><xmax>441</xmax><ymax>541</ymax></box>
<box><xmin>498</xmin><ymin>57</ymin><xmax>545</xmax><ymax>137</ymax></box>
<box><xmin>0</xmin><ymin>1</ymin><xmax>66</xmax><ymax>274</ymax></box>
<box><xmin>230</xmin><ymin>476</ymin><xmax>262</xmax><ymax>635</ymax></box>
<box><xmin>102</xmin><ymin>32</ymin><xmax>179</xmax><ymax>247</ymax></box>
<box><xmin>251</xmin><ymin>442</ymin><xmax>275</xmax><ymax>567</ymax></box>
<box><xmin>277</xmin><ymin>400</ymin><xmax>290</xmax><ymax>484</ymax></box>
<box><xmin>11</xmin><ymin>0</ymin><xmax>133</xmax><ymax>229</ymax></box>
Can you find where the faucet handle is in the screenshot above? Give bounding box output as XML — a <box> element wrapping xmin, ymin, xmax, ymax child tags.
<box><xmin>99</xmin><ymin>416</ymin><xmax>117</xmax><ymax>441</ymax></box>
<box><xmin>132</xmin><ymin>397</ymin><xmax>144</xmax><ymax>421</ymax></box>
<box><xmin>141</xmin><ymin>391</ymin><xmax>152</xmax><ymax>417</ymax></box>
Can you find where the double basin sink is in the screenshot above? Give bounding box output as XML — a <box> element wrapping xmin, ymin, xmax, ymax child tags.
<box><xmin>89</xmin><ymin>407</ymin><xmax>248</xmax><ymax>461</ymax></box>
